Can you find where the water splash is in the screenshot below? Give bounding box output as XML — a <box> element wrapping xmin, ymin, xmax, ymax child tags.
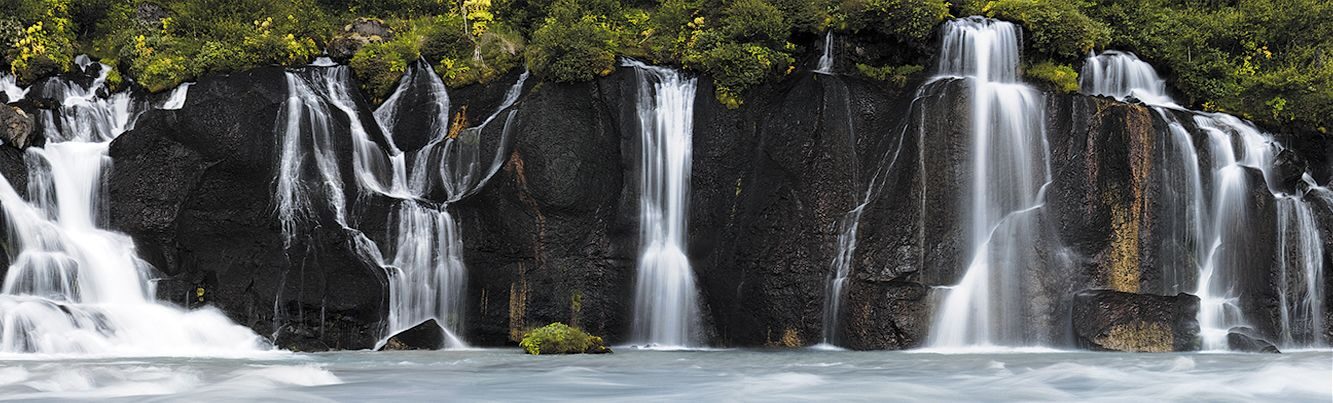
<box><xmin>624</xmin><ymin>59</ymin><xmax>702</xmax><ymax>348</ymax></box>
<box><xmin>927</xmin><ymin>17</ymin><xmax>1052</xmax><ymax>348</ymax></box>
<box><xmin>0</xmin><ymin>60</ymin><xmax>267</xmax><ymax>356</ymax></box>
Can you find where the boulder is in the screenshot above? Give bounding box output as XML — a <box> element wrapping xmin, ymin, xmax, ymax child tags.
<box><xmin>327</xmin><ymin>18</ymin><xmax>392</xmax><ymax>62</ymax></box>
<box><xmin>1071</xmin><ymin>289</ymin><xmax>1201</xmax><ymax>352</ymax></box>
<box><xmin>379</xmin><ymin>319</ymin><xmax>447</xmax><ymax>351</ymax></box>
<box><xmin>0</xmin><ymin>104</ymin><xmax>34</xmax><ymax>149</ymax></box>
<box><xmin>1226</xmin><ymin>326</ymin><xmax>1280</xmax><ymax>353</ymax></box>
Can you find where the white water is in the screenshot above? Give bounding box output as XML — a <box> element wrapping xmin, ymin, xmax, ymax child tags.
<box><xmin>160</xmin><ymin>83</ymin><xmax>192</xmax><ymax>110</ymax></box>
<box><xmin>0</xmin><ymin>61</ymin><xmax>266</xmax><ymax>356</ymax></box>
<box><xmin>0</xmin><ymin>73</ymin><xmax>26</xmax><ymax>104</ymax></box>
<box><xmin>1081</xmin><ymin>51</ymin><xmax>1328</xmax><ymax>349</ymax></box>
<box><xmin>624</xmin><ymin>59</ymin><xmax>702</xmax><ymax>348</ymax></box>
<box><xmin>274</xmin><ymin>61</ymin><xmax>526</xmax><ymax>349</ymax></box>
<box><xmin>814</xmin><ymin>32</ymin><xmax>835</xmax><ymax>75</ymax></box>
<box><xmin>928</xmin><ymin>18</ymin><xmax>1052</xmax><ymax>348</ymax></box>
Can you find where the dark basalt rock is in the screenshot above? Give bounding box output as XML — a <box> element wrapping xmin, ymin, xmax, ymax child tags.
<box><xmin>109</xmin><ymin>67</ymin><xmax>391</xmax><ymax>351</ymax></box>
<box><xmin>1226</xmin><ymin>326</ymin><xmax>1281</xmax><ymax>353</ymax></box>
<box><xmin>379</xmin><ymin>319</ymin><xmax>447</xmax><ymax>351</ymax></box>
<box><xmin>839</xmin><ymin>281</ymin><xmax>928</xmax><ymax>350</ymax></box>
<box><xmin>1071</xmin><ymin>289</ymin><xmax>1201</xmax><ymax>352</ymax></box>
<box><xmin>1271</xmin><ymin>149</ymin><xmax>1307</xmax><ymax>195</ymax></box>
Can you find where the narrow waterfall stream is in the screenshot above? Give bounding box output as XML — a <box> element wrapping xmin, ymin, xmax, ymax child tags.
<box><xmin>1081</xmin><ymin>51</ymin><xmax>1329</xmax><ymax>349</ymax></box>
<box><xmin>274</xmin><ymin>60</ymin><xmax>526</xmax><ymax>349</ymax></box>
<box><xmin>625</xmin><ymin>60</ymin><xmax>702</xmax><ymax>348</ymax></box>
<box><xmin>0</xmin><ymin>62</ymin><xmax>266</xmax><ymax>355</ymax></box>
<box><xmin>815</xmin><ymin>32</ymin><xmax>835</xmax><ymax>75</ymax></box>
<box><xmin>927</xmin><ymin>17</ymin><xmax>1052</xmax><ymax>348</ymax></box>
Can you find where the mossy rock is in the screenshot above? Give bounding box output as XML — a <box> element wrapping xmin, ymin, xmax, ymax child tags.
<box><xmin>519</xmin><ymin>323</ymin><xmax>611</xmax><ymax>355</ymax></box>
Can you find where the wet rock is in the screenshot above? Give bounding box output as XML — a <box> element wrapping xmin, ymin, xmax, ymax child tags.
<box><xmin>1272</xmin><ymin>149</ymin><xmax>1307</xmax><ymax>195</ymax></box>
<box><xmin>379</xmin><ymin>319</ymin><xmax>447</xmax><ymax>351</ymax></box>
<box><xmin>839</xmin><ymin>281</ymin><xmax>929</xmax><ymax>350</ymax></box>
<box><xmin>1071</xmin><ymin>289</ymin><xmax>1201</xmax><ymax>352</ymax></box>
<box><xmin>0</xmin><ymin>103</ymin><xmax>34</xmax><ymax>149</ymax></box>
<box><xmin>1226</xmin><ymin>326</ymin><xmax>1280</xmax><ymax>353</ymax></box>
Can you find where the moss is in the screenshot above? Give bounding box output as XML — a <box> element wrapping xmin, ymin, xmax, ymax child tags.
<box><xmin>520</xmin><ymin>322</ymin><xmax>610</xmax><ymax>355</ymax></box>
<box><xmin>1023</xmin><ymin>61</ymin><xmax>1078</xmax><ymax>93</ymax></box>
<box><xmin>855</xmin><ymin>63</ymin><xmax>923</xmax><ymax>87</ymax></box>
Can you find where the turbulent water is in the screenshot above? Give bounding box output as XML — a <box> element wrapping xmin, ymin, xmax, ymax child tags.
<box><xmin>0</xmin><ymin>350</ymin><xmax>1327</xmax><ymax>401</ymax></box>
<box><xmin>625</xmin><ymin>60</ymin><xmax>703</xmax><ymax>348</ymax></box>
<box><xmin>0</xmin><ymin>61</ymin><xmax>267</xmax><ymax>355</ymax></box>
<box><xmin>928</xmin><ymin>17</ymin><xmax>1052</xmax><ymax>348</ymax></box>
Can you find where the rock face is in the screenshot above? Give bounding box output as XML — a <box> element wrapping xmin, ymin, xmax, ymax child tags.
<box><xmin>1071</xmin><ymin>289</ymin><xmax>1201</xmax><ymax>352</ymax></box>
<box><xmin>108</xmin><ymin>68</ymin><xmax>390</xmax><ymax>351</ymax></box>
<box><xmin>379</xmin><ymin>319</ymin><xmax>447</xmax><ymax>351</ymax></box>
<box><xmin>0</xmin><ymin>48</ymin><xmax>1324</xmax><ymax>352</ymax></box>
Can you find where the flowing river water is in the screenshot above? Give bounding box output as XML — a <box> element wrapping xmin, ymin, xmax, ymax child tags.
<box><xmin>0</xmin><ymin>349</ymin><xmax>1327</xmax><ymax>401</ymax></box>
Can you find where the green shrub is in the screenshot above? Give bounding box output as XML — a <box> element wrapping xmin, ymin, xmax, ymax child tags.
<box><xmin>1024</xmin><ymin>61</ymin><xmax>1077</xmax><ymax>93</ymax></box>
<box><xmin>718</xmin><ymin>0</ymin><xmax>787</xmax><ymax>48</ymax></box>
<box><xmin>519</xmin><ymin>322</ymin><xmax>609</xmax><ymax>355</ymax></box>
<box><xmin>525</xmin><ymin>0</ymin><xmax>620</xmax><ymax>82</ymax></box>
<box><xmin>767</xmin><ymin>0</ymin><xmax>828</xmax><ymax>34</ymax></box>
<box><xmin>838</xmin><ymin>0</ymin><xmax>951</xmax><ymax>43</ymax></box>
<box><xmin>854</xmin><ymin>63</ymin><xmax>923</xmax><ymax>87</ymax></box>
<box><xmin>350</xmin><ymin>35</ymin><xmax>419</xmax><ymax>100</ymax></box>
<box><xmin>983</xmin><ymin>0</ymin><xmax>1110</xmax><ymax>62</ymax></box>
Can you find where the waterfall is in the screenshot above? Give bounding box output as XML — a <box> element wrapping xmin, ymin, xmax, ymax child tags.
<box><xmin>274</xmin><ymin>61</ymin><xmax>526</xmax><ymax>349</ymax></box>
<box><xmin>1081</xmin><ymin>51</ymin><xmax>1329</xmax><ymax>348</ymax></box>
<box><xmin>0</xmin><ymin>62</ymin><xmax>266</xmax><ymax>355</ymax></box>
<box><xmin>815</xmin><ymin>32</ymin><xmax>835</xmax><ymax>75</ymax></box>
<box><xmin>927</xmin><ymin>17</ymin><xmax>1052</xmax><ymax>348</ymax></box>
<box><xmin>624</xmin><ymin>59</ymin><xmax>702</xmax><ymax>348</ymax></box>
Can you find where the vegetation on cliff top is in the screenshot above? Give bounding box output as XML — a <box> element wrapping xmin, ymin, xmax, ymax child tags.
<box><xmin>0</xmin><ymin>0</ymin><xmax>1329</xmax><ymax>134</ymax></box>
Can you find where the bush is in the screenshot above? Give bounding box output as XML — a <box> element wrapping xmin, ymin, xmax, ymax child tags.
<box><xmin>1024</xmin><ymin>61</ymin><xmax>1077</xmax><ymax>93</ymax></box>
<box><xmin>519</xmin><ymin>322</ymin><xmax>610</xmax><ymax>355</ymax></box>
<box><xmin>718</xmin><ymin>0</ymin><xmax>788</xmax><ymax>48</ymax></box>
<box><xmin>525</xmin><ymin>0</ymin><xmax>620</xmax><ymax>82</ymax></box>
<box><xmin>767</xmin><ymin>0</ymin><xmax>828</xmax><ymax>34</ymax></box>
<box><xmin>350</xmin><ymin>35</ymin><xmax>418</xmax><ymax>100</ymax></box>
<box><xmin>983</xmin><ymin>0</ymin><xmax>1110</xmax><ymax>62</ymax></box>
<box><xmin>838</xmin><ymin>0</ymin><xmax>951</xmax><ymax>43</ymax></box>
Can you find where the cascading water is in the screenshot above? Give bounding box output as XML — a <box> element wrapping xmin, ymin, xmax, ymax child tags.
<box><xmin>274</xmin><ymin>60</ymin><xmax>526</xmax><ymax>349</ymax></box>
<box><xmin>1</xmin><ymin>73</ymin><xmax>26</xmax><ymax>103</ymax></box>
<box><xmin>815</xmin><ymin>32</ymin><xmax>835</xmax><ymax>75</ymax></box>
<box><xmin>624</xmin><ymin>59</ymin><xmax>702</xmax><ymax>348</ymax></box>
<box><xmin>927</xmin><ymin>18</ymin><xmax>1052</xmax><ymax>348</ymax></box>
<box><xmin>0</xmin><ymin>61</ymin><xmax>266</xmax><ymax>355</ymax></box>
<box><xmin>1081</xmin><ymin>51</ymin><xmax>1328</xmax><ymax>348</ymax></box>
